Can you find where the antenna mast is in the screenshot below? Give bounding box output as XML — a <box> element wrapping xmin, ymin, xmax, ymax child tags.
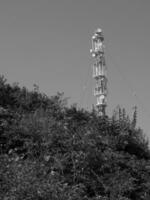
<box><xmin>90</xmin><ymin>28</ymin><xmax>107</xmax><ymax>116</ymax></box>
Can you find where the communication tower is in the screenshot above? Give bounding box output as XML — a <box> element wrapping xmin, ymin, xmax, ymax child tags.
<box><xmin>90</xmin><ymin>28</ymin><xmax>107</xmax><ymax>116</ymax></box>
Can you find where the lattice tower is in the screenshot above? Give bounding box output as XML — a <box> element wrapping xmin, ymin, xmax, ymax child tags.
<box><xmin>90</xmin><ymin>28</ymin><xmax>107</xmax><ymax>116</ymax></box>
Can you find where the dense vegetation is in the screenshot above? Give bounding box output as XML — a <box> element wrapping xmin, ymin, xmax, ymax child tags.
<box><xmin>0</xmin><ymin>75</ymin><xmax>150</xmax><ymax>200</ymax></box>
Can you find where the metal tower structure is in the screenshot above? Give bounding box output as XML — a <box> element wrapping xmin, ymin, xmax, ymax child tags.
<box><xmin>90</xmin><ymin>28</ymin><xmax>107</xmax><ymax>116</ymax></box>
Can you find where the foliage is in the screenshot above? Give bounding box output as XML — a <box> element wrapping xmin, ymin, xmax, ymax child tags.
<box><xmin>0</xmin><ymin>75</ymin><xmax>150</xmax><ymax>200</ymax></box>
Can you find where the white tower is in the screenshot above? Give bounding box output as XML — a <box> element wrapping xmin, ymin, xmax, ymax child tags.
<box><xmin>90</xmin><ymin>28</ymin><xmax>107</xmax><ymax>116</ymax></box>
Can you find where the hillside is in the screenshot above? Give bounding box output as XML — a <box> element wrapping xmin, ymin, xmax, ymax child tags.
<box><xmin>0</xmin><ymin>75</ymin><xmax>150</xmax><ymax>200</ymax></box>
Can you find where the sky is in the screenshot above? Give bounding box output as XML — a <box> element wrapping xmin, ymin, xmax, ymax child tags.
<box><xmin>0</xmin><ymin>0</ymin><xmax>150</xmax><ymax>139</ymax></box>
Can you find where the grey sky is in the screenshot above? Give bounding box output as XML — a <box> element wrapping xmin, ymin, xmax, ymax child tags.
<box><xmin>0</xmin><ymin>0</ymin><xmax>150</xmax><ymax>138</ymax></box>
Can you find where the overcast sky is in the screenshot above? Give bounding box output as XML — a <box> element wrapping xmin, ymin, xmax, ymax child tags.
<box><xmin>0</xmin><ymin>0</ymin><xmax>150</xmax><ymax>138</ymax></box>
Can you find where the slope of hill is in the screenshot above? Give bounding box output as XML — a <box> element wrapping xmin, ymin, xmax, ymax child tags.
<box><xmin>0</xmin><ymin>75</ymin><xmax>150</xmax><ymax>200</ymax></box>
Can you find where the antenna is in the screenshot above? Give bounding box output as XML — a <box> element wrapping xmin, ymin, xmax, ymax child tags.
<box><xmin>90</xmin><ymin>28</ymin><xmax>107</xmax><ymax>116</ymax></box>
